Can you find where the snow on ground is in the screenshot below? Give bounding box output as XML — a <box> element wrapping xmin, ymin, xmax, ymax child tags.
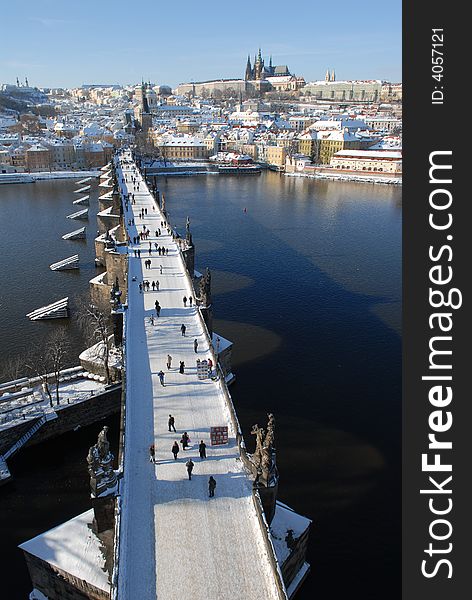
<box><xmin>0</xmin><ymin>170</ymin><xmax>100</xmax><ymax>182</ymax></box>
<box><xmin>0</xmin><ymin>376</ymin><xmax>107</xmax><ymax>432</ymax></box>
<box><xmin>20</xmin><ymin>509</ymin><xmax>110</xmax><ymax>593</ymax></box>
<box><xmin>285</xmin><ymin>171</ymin><xmax>402</xmax><ymax>185</ymax></box>
<box><xmin>116</xmin><ymin>152</ymin><xmax>281</xmax><ymax>600</ymax></box>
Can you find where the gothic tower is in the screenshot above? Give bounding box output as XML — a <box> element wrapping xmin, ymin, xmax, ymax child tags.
<box><xmin>245</xmin><ymin>55</ymin><xmax>252</xmax><ymax>81</ymax></box>
<box><xmin>254</xmin><ymin>48</ymin><xmax>264</xmax><ymax>80</ymax></box>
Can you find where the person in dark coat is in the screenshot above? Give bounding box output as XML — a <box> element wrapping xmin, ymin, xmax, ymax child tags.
<box><xmin>186</xmin><ymin>459</ymin><xmax>194</xmax><ymax>480</ymax></box>
<box><xmin>180</xmin><ymin>324</ymin><xmax>186</xmax><ymax>336</ymax></box>
<box><xmin>183</xmin><ymin>296</ymin><xmax>187</xmax><ymax>307</ymax></box>
<box><xmin>193</xmin><ymin>339</ymin><xmax>198</xmax><ymax>353</ymax></box>
<box><xmin>172</xmin><ymin>441</ymin><xmax>179</xmax><ymax>460</ymax></box>
<box><xmin>199</xmin><ymin>440</ymin><xmax>207</xmax><ymax>459</ymax></box>
<box><xmin>179</xmin><ymin>361</ymin><xmax>185</xmax><ymax>374</ymax></box>
<box><xmin>168</xmin><ymin>414</ymin><xmax>176</xmax><ymax>432</ymax></box>
<box><xmin>208</xmin><ymin>476</ymin><xmax>216</xmax><ymax>497</ymax></box>
<box><xmin>180</xmin><ymin>431</ymin><xmax>190</xmax><ymax>449</ymax></box>
<box><xmin>149</xmin><ymin>443</ymin><xmax>155</xmax><ymax>463</ymax></box>
<box><xmin>158</xmin><ymin>370</ymin><xmax>165</xmax><ymax>386</ymax></box>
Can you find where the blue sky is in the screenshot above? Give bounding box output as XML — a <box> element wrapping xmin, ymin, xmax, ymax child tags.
<box><xmin>0</xmin><ymin>0</ymin><xmax>401</xmax><ymax>89</ymax></box>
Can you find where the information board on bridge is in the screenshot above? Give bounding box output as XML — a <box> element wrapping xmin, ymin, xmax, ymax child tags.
<box><xmin>196</xmin><ymin>359</ymin><xmax>209</xmax><ymax>380</ymax></box>
<box><xmin>210</xmin><ymin>426</ymin><xmax>228</xmax><ymax>445</ymax></box>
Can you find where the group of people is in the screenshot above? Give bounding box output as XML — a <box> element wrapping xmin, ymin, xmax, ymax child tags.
<box><xmin>148</xmin><ymin>418</ymin><xmax>217</xmax><ymax>495</ymax></box>
<box><xmin>182</xmin><ymin>296</ymin><xmax>193</xmax><ymax>307</ymax></box>
<box><xmin>158</xmin><ymin>361</ymin><xmax>184</xmax><ymax>386</ymax></box>
<box><xmin>141</xmin><ymin>279</ymin><xmax>159</xmax><ymax>291</ymax></box>
<box><xmin>139</xmin><ymin>227</ymin><xmax>150</xmax><ymax>240</ymax></box>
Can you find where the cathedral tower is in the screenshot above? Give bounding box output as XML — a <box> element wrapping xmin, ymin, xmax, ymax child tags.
<box><xmin>245</xmin><ymin>55</ymin><xmax>252</xmax><ymax>81</ymax></box>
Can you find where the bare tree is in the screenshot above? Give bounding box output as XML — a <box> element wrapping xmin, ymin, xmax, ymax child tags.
<box><xmin>0</xmin><ymin>355</ymin><xmax>23</xmax><ymax>386</ymax></box>
<box><xmin>48</xmin><ymin>327</ymin><xmax>70</xmax><ymax>405</ymax></box>
<box><xmin>76</xmin><ymin>294</ymin><xmax>114</xmax><ymax>384</ymax></box>
<box><xmin>24</xmin><ymin>327</ymin><xmax>70</xmax><ymax>406</ymax></box>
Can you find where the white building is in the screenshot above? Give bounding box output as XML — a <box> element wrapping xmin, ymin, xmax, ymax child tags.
<box><xmin>329</xmin><ymin>149</ymin><xmax>402</xmax><ymax>174</ymax></box>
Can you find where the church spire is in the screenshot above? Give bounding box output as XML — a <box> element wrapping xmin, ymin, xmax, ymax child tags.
<box><xmin>245</xmin><ymin>55</ymin><xmax>252</xmax><ymax>81</ymax></box>
<box><xmin>141</xmin><ymin>80</ymin><xmax>150</xmax><ymax>113</ymax></box>
<box><xmin>325</xmin><ymin>69</ymin><xmax>330</xmax><ymax>82</ymax></box>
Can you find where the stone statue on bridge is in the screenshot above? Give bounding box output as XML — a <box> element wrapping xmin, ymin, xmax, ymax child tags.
<box><xmin>250</xmin><ymin>424</ymin><xmax>265</xmax><ymax>469</ymax></box>
<box><xmin>198</xmin><ymin>268</ymin><xmax>212</xmax><ymax>307</ymax></box>
<box><xmin>250</xmin><ymin>413</ymin><xmax>277</xmax><ymax>486</ymax></box>
<box><xmin>87</xmin><ymin>426</ymin><xmax>117</xmax><ymax>498</ymax></box>
<box><xmin>250</xmin><ymin>414</ymin><xmax>279</xmax><ymax>525</ymax></box>
<box><xmin>186</xmin><ymin>216</ymin><xmax>193</xmax><ymax>246</ymax></box>
<box><xmin>97</xmin><ymin>425</ymin><xmax>110</xmax><ymax>460</ymax></box>
<box><xmin>110</xmin><ymin>278</ymin><xmax>122</xmax><ymax>309</ymax></box>
<box><xmin>86</xmin><ymin>444</ymin><xmax>100</xmax><ymax>477</ymax></box>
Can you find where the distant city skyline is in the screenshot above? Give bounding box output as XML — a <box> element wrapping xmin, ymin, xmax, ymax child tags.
<box><xmin>0</xmin><ymin>0</ymin><xmax>401</xmax><ymax>89</ymax></box>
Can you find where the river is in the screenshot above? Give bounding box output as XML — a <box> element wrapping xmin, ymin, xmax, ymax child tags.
<box><xmin>0</xmin><ymin>172</ymin><xmax>401</xmax><ymax>599</ymax></box>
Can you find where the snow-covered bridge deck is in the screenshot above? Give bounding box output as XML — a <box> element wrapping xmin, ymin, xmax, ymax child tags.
<box><xmin>115</xmin><ymin>153</ymin><xmax>283</xmax><ymax>600</ymax></box>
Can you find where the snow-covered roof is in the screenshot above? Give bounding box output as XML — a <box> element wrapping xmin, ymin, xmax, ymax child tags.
<box><xmin>19</xmin><ymin>509</ymin><xmax>110</xmax><ymax>593</ymax></box>
<box><xmin>270</xmin><ymin>501</ymin><xmax>312</xmax><ymax>564</ymax></box>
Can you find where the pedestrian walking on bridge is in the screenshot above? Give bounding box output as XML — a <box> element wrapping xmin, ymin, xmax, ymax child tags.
<box><xmin>186</xmin><ymin>459</ymin><xmax>194</xmax><ymax>480</ymax></box>
<box><xmin>209</xmin><ymin>476</ymin><xmax>216</xmax><ymax>497</ymax></box>
<box><xmin>149</xmin><ymin>444</ymin><xmax>155</xmax><ymax>463</ymax></box>
<box><xmin>158</xmin><ymin>370</ymin><xmax>165</xmax><ymax>386</ymax></box>
<box><xmin>194</xmin><ymin>339</ymin><xmax>199</xmax><ymax>353</ymax></box>
<box><xmin>179</xmin><ymin>361</ymin><xmax>185</xmax><ymax>374</ymax></box>
<box><xmin>172</xmin><ymin>441</ymin><xmax>179</xmax><ymax>460</ymax></box>
<box><xmin>180</xmin><ymin>324</ymin><xmax>186</xmax><ymax>336</ymax></box>
<box><xmin>199</xmin><ymin>440</ymin><xmax>207</xmax><ymax>459</ymax></box>
<box><xmin>181</xmin><ymin>431</ymin><xmax>190</xmax><ymax>449</ymax></box>
<box><xmin>166</xmin><ymin>354</ymin><xmax>172</xmax><ymax>370</ymax></box>
<box><xmin>168</xmin><ymin>414</ymin><xmax>176</xmax><ymax>432</ymax></box>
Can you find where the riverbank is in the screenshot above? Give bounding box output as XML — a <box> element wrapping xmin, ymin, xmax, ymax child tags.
<box><xmin>285</xmin><ymin>171</ymin><xmax>402</xmax><ymax>185</ymax></box>
<box><xmin>0</xmin><ymin>170</ymin><xmax>100</xmax><ymax>184</ymax></box>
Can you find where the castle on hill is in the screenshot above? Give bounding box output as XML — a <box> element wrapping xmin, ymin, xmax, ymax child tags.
<box><xmin>244</xmin><ymin>49</ymin><xmax>291</xmax><ymax>81</ymax></box>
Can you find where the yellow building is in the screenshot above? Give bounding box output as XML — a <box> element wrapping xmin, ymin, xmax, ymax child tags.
<box><xmin>297</xmin><ymin>131</ymin><xmax>318</xmax><ymax>160</ymax></box>
<box><xmin>266</xmin><ymin>145</ymin><xmax>287</xmax><ymax>167</ymax></box>
<box><xmin>316</xmin><ymin>130</ymin><xmax>374</xmax><ymax>165</ymax></box>
<box><xmin>154</xmin><ymin>135</ymin><xmax>208</xmax><ymax>161</ymax></box>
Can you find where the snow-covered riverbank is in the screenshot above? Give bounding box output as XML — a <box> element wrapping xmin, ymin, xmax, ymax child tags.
<box><xmin>285</xmin><ymin>171</ymin><xmax>402</xmax><ymax>185</ymax></box>
<box><xmin>0</xmin><ymin>170</ymin><xmax>100</xmax><ymax>184</ymax></box>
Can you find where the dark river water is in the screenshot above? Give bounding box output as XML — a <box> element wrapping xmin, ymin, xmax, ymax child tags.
<box><xmin>0</xmin><ymin>172</ymin><xmax>401</xmax><ymax>599</ymax></box>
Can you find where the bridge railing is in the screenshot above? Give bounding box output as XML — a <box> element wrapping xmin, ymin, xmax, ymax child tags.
<box><xmin>110</xmin><ymin>195</ymin><xmax>128</xmax><ymax>600</ymax></box>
